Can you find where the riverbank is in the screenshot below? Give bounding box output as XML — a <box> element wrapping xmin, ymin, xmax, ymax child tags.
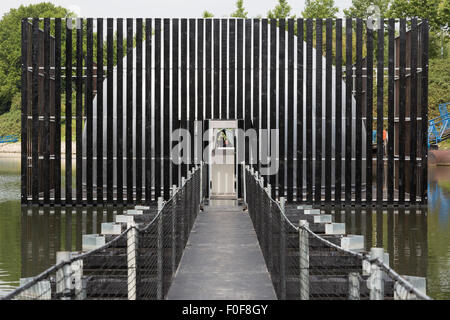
<box><xmin>0</xmin><ymin>142</ymin><xmax>76</xmax><ymax>158</ymax></box>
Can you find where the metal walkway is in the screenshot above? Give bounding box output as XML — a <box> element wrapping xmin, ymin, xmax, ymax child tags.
<box><xmin>167</xmin><ymin>200</ymin><xmax>276</xmax><ymax>300</ymax></box>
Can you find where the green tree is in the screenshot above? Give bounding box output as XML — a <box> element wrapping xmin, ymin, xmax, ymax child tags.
<box><xmin>302</xmin><ymin>0</ymin><xmax>339</xmax><ymax>18</ymax></box>
<box><xmin>231</xmin><ymin>0</ymin><xmax>248</xmax><ymax>18</ymax></box>
<box><xmin>202</xmin><ymin>10</ymin><xmax>214</xmax><ymax>18</ymax></box>
<box><xmin>0</xmin><ymin>3</ymin><xmax>72</xmax><ymax>115</ymax></box>
<box><xmin>387</xmin><ymin>0</ymin><xmax>449</xmax><ymax>58</ymax></box>
<box><xmin>387</xmin><ymin>0</ymin><xmax>445</xmax><ymax>31</ymax></box>
<box><xmin>343</xmin><ymin>0</ymin><xmax>391</xmax><ymax>18</ymax></box>
<box><xmin>267</xmin><ymin>0</ymin><xmax>296</xmax><ymax>19</ymax></box>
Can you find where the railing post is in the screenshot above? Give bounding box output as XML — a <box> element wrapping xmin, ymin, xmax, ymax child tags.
<box><xmin>299</xmin><ymin>220</ymin><xmax>310</xmax><ymax>300</ymax></box>
<box><xmin>279</xmin><ymin>196</ymin><xmax>286</xmax><ymax>300</ymax></box>
<box><xmin>69</xmin><ymin>252</ymin><xmax>84</xmax><ymax>300</ymax></box>
<box><xmin>199</xmin><ymin>162</ymin><xmax>203</xmax><ymax>202</ymax></box>
<box><xmin>368</xmin><ymin>247</ymin><xmax>385</xmax><ymax>300</ymax></box>
<box><xmin>180</xmin><ymin>178</ymin><xmax>186</xmax><ymax>249</ymax></box>
<box><xmin>157</xmin><ymin>197</ymin><xmax>164</xmax><ymax>300</ymax></box>
<box><xmin>56</xmin><ymin>251</ymin><xmax>72</xmax><ymax>300</ymax></box>
<box><xmin>243</xmin><ymin>163</ymin><xmax>247</xmax><ymax>204</ymax></box>
<box><xmin>127</xmin><ymin>219</ymin><xmax>137</xmax><ymax>300</ymax></box>
<box><xmin>266</xmin><ymin>184</ymin><xmax>273</xmax><ymax>273</ymax></box>
<box><xmin>171</xmin><ymin>184</ymin><xmax>177</xmax><ymax>277</ymax></box>
<box><xmin>348</xmin><ymin>272</ymin><xmax>360</xmax><ymax>300</ymax></box>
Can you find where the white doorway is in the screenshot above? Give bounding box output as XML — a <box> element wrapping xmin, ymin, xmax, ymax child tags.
<box><xmin>208</xmin><ymin>120</ymin><xmax>237</xmax><ymax>199</ymax></box>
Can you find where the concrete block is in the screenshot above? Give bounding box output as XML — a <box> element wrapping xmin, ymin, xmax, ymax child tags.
<box><xmin>297</xmin><ymin>205</ymin><xmax>313</xmax><ymax>210</ymax></box>
<box><xmin>313</xmin><ymin>214</ymin><xmax>332</xmax><ymax>223</ymax></box>
<box><xmin>134</xmin><ymin>205</ymin><xmax>150</xmax><ymax>210</ymax></box>
<box><xmin>126</xmin><ymin>209</ymin><xmax>143</xmax><ymax>215</ymax></box>
<box><xmin>304</xmin><ymin>209</ymin><xmax>321</xmax><ymax>215</ymax></box>
<box><xmin>18</xmin><ymin>278</ymin><xmax>51</xmax><ymax>300</ymax></box>
<box><xmin>101</xmin><ymin>222</ymin><xmax>122</xmax><ymax>235</ymax></box>
<box><xmin>82</xmin><ymin>234</ymin><xmax>105</xmax><ymax>252</ymax></box>
<box><xmin>341</xmin><ymin>235</ymin><xmax>364</xmax><ymax>251</ymax></box>
<box><xmin>115</xmin><ymin>215</ymin><xmax>135</xmax><ymax>224</ymax></box>
<box><xmin>325</xmin><ymin>223</ymin><xmax>346</xmax><ymax>235</ymax></box>
<box><xmin>394</xmin><ymin>275</ymin><xmax>427</xmax><ymax>299</ymax></box>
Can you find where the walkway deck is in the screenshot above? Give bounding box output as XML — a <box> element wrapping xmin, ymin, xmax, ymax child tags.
<box><xmin>167</xmin><ymin>200</ymin><xmax>276</xmax><ymax>300</ymax></box>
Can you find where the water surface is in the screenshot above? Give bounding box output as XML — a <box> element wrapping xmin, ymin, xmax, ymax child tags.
<box><xmin>0</xmin><ymin>158</ymin><xmax>448</xmax><ymax>299</ymax></box>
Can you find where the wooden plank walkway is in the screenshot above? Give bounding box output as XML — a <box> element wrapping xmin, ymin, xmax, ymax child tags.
<box><xmin>167</xmin><ymin>200</ymin><xmax>276</xmax><ymax>300</ymax></box>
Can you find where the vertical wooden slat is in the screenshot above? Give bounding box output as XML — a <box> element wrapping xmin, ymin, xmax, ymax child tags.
<box><xmin>345</xmin><ymin>18</ymin><xmax>352</xmax><ymax>203</ymax></box>
<box><xmin>117</xmin><ymin>18</ymin><xmax>124</xmax><ymax>204</ymax></box>
<box><xmin>253</xmin><ymin>19</ymin><xmax>260</xmax><ymax>173</ymax></box>
<box><xmin>261</xmin><ymin>19</ymin><xmax>268</xmax><ymax>186</ymax></box>
<box><xmin>86</xmin><ymin>18</ymin><xmax>93</xmax><ymax>204</ymax></box>
<box><xmin>388</xmin><ymin>19</ymin><xmax>395</xmax><ymax>204</ymax></box>
<box><xmin>398</xmin><ymin>19</ymin><xmax>406</xmax><ymax>204</ymax></box>
<box><xmin>409</xmin><ymin>19</ymin><xmax>418</xmax><ymax>203</ymax></box>
<box><xmin>21</xmin><ymin>19</ymin><xmax>28</xmax><ymax>204</ymax></box>
<box><xmin>213</xmin><ymin>19</ymin><xmax>220</xmax><ymax>119</ymax></box>
<box><xmin>136</xmin><ymin>18</ymin><xmax>143</xmax><ymax>203</ymax></box>
<box><xmin>164</xmin><ymin>18</ymin><xmax>171</xmax><ymax>199</ymax></box>
<box><xmin>237</xmin><ymin>19</ymin><xmax>244</xmax><ymax>120</ymax></box>
<box><xmin>76</xmin><ymin>19</ymin><xmax>84</xmax><ymax>204</ymax></box>
<box><xmin>420</xmin><ymin>20</ymin><xmax>428</xmax><ymax>204</ymax></box>
<box><xmin>376</xmin><ymin>19</ymin><xmax>384</xmax><ymax>204</ymax></box>
<box><xmin>269</xmin><ymin>19</ymin><xmax>278</xmax><ymax>198</ymax></box>
<box><xmin>335</xmin><ymin>19</ymin><xmax>342</xmax><ymax>204</ymax></box>
<box><xmin>197</xmin><ymin>19</ymin><xmax>204</xmax><ymax>122</ymax></box>
<box><xmin>54</xmin><ymin>18</ymin><xmax>61</xmax><ymax>204</ymax></box>
<box><xmin>106</xmin><ymin>18</ymin><xmax>114</xmax><ymax>203</ymax></box>
<box><xmin>145</xmin><ymin>18</ymin><xmax>152</xmax><ymax>203</ymax></box>
<box><xmin>325</xmin><ymin>18</ymin><xmax>332</xmax><ymax>204</ymax></box>
<box><xmin>32</xmin><ymin>19</ymin><xmax>39</xmax><ymax>203</ymax></box>
<box><xmin>279</xmin><ymin>19</ymin><xmax>286</xmax><ymax>199</ymax></box>
<box><xmin>172</xmin><ymin>19</ymin><xmax>179</xmax><ymax>186</ymax></box>
<box><xmin>355</xmin><ymin>18</ymin><xmax>362</xmax><ymax>204</ymax></box>
<box><xmin>180</xmin><ymin>19</ymin><xmax>187</xmax><ymax>179</ymax></box>
<box><xmin>43</xmin><ymin>18</ymin><xmax>50</xmax><ymax>204</ymax></box>
<box><xmin>189</xmin><ymin>19</ymin><xmax>195</xmax><ymax>171</ymax></box>
<box><xmin>126</xmin><ymin>18</ymin><xmax>134</xmax><ymax>203</ymax></box>
<box><xmin>314</xmin><ymin>18</ymin><xmax>322</xmax><ymax>203</ymax></box>
<box><xmin>154</xmin><ymin>18</ymin><xmax>161</xmax><ymax>199</ymax></box>
<box><xmin>297</xmin><ymin>18</ymin><xmax>304</xmax><ymax>202</ymax></box>
<box><xmin>306</xmin><ymin>19</ymin><xmax>313</xmax><ymax>203</ymax></box>
<box><xmin>221</xmin><ymin>19</ymin><xmax>227</xmax><ymax>119</ymax></box>
<box><xmin>65</xmin><ymin>19</ymin><xmax>73</xmax><ymax>205</ymax></box>
<box><xmin>287</xmin><ymin>19</ymin><xmax>294</xmax><ymax>202</ymax></box>
<box><xmin>96</xmin><ymin>18</ymin><xmax>104</xmax><ymax>204</ymax></box>
<box><xmin>366</xmin><ymin>22</ymin><xmax>373</xmax><ymax>204</ymax></box>
<box><xmin>205</xmin><ymin>19</ymin><xmax>212</xmax><ymax>120</ymax></box>
<box><xmin>245</xmin><ymin>19</ymin><xmax>251</xmax><ymax>166</ymax></box>
<box><xmin>229</xmin><ymin>19</ymin><xmax>236</xmax><ymax>119</ymax></box>
<box><xmin>198</xmin><ymin>19</ymin><xmax>204</xmax><ymax>169</ymax></box>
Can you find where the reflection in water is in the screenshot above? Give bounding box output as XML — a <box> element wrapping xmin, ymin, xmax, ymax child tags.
<box><xmin>19</xmin><ymin>207</ymin><xmax>124</xmax><ymax>279</ymax></box>
<box><xmin>0</xmin><ymin>158</ymin><xmax>449</xmax><ymax>299</ymax></box>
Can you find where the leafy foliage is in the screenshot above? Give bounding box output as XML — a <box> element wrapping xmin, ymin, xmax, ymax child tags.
<box><xmin>267</xmin><ymin>0</ymin><xmax>296</xmax><ymax>19</ymax></box>
<box><xmin>0</xmin><ymin>3</ymin><xmax>71</xmax><ymax>115</ymax></box>
<box><xmin>202</xmin><ymin>10</ymin><xmax>214</xmax><ymax>18</ymax></box>
<box><xmin>231</xmin><ymin>0</ymin><xmax>248</xmax><ymax>18</ymax></box>
<box><xmin>302</xmin><ymin>0</ymin><xmax>339</xmax><ymax>18</ymax></box>
<box><xmin>343</xmin><ymin>0</ymin><xmax>390</xmax><ymax>18</ymax></box>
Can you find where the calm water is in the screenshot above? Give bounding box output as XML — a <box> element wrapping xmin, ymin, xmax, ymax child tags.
<box><xmin>0</xmin><ymin>158</ymin><xmax>448</xmax><ymax>299</ymax></box>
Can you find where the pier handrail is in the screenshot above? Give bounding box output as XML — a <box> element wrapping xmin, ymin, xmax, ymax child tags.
<box><xmin>245</xmin><ymin>166</ymin><xmax>433</xmax><ymax>300</ymax></box>
<box><xmin>2</xmin><ymin>164</ymin><xmax>204</xmax><ymax>300</ymax></box>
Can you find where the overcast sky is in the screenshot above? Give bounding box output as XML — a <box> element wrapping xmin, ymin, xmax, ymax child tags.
<box><xmin>0</xmin><ymin>0</ymin><xmax>353</xmax><ymax>19</ymax></box>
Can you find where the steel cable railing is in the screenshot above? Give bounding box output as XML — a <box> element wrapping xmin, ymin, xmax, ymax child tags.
<box><xmin>2</xmin><ymin>164</ymin><xmax>204</xmax><ymax>300</ymax></box>
<box><xmin>245</xmin><ymin>166</ymin><xmax>432</xmax><ymax>301</ymax></box>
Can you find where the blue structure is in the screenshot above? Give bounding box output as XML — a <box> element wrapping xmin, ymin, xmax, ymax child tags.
<box><xmin>0</xmin><ymin>135</ymin><xmax>18</xmax><ymax>144</ymax></box>
<box><xmin>428</xmin><ymin>103</ymin><xmax>450</xmax><ymax>147</ymax></box>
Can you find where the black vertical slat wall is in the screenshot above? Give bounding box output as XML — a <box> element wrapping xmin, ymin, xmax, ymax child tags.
<box><xmin>21</xmin><ymin>18</ymin><xmax>428</xmax><ymax>206</ymax></box>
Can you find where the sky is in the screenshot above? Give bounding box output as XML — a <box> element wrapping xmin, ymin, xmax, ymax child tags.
<box><xmin>0</xmin><ymin>0</ymin><xmax>353</xmax><ymax>19</ymax></box>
